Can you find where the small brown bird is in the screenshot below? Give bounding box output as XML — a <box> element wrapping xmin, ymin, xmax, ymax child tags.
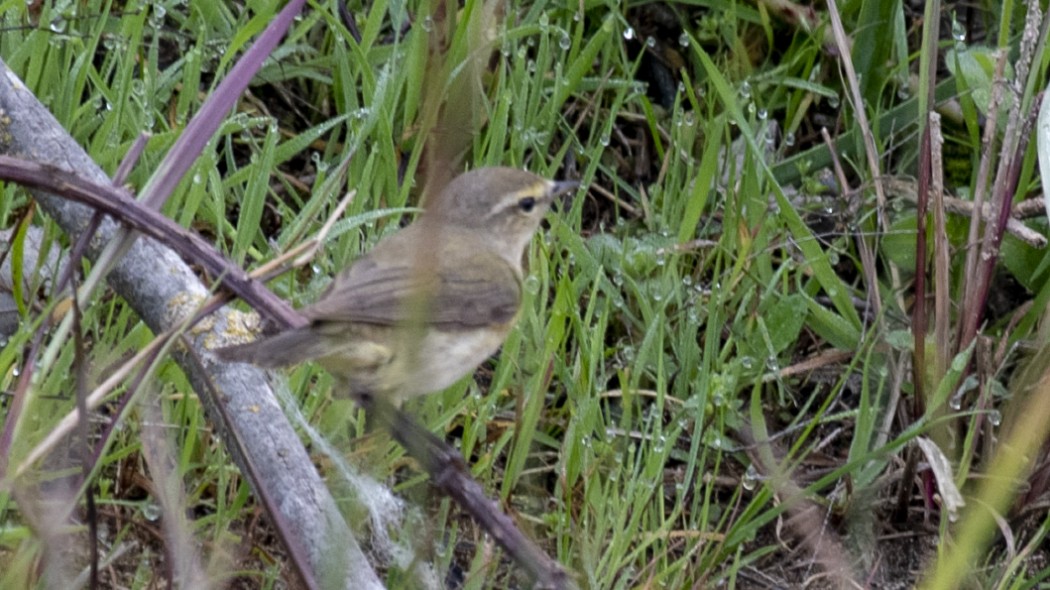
<box><xmin>216</xmin><ymin>167</ymin><xmax>576</xmax><ymax>405</ymax></box>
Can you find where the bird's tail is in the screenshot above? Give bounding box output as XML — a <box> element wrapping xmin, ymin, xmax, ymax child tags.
<box><xmin>213</xmin><ymin>328</ymin><xmax>324</xmax><ymax>368</ymax></box>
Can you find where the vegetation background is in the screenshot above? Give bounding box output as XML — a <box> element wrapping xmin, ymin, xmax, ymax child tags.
<box><xmin>2</xmin><ymin>0</ymin><xmax>1050</xmax><ymax>588</ymax></box>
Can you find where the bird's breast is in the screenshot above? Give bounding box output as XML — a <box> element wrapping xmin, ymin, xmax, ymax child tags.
<box><xmin>391</xmin><ymin>325</ymin><xmax>511</xmax><ymax>403</ymax></box>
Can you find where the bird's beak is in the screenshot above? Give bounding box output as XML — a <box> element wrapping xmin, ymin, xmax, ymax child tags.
<box><xmin>549</xmin><ymin>180</ymin><xmax>579</xmax><ymax>199</ymax></box>
<box><xmin>546</xmin><ymin>180</ymin><xmax>579</xmax><ymax>213</ymax></box>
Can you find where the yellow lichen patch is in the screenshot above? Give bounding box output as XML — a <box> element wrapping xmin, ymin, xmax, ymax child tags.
<box><xmin>0</xmin><ymin>107</ymin><xmax>14</xmax><ymax>152</ymax></box>
<box><xmin>164</xmin><ymin>291</ymin><xmax>207</xmax><ymax>328</ymax></box>
<box><xmin>199</xmin><ymin>307</ymin><xmax>262</xmax><ymax>352</ymax></box>
<box><xmin>219</xmin><ymin>308</ymin><xmax>262</xmax><ymax>342</ymax></box>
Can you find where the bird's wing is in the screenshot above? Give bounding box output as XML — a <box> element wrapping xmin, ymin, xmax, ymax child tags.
<box><xmin>303</xmin><ymin>248</ymin><xmax>522</xmax><ymax>329</ymax></box>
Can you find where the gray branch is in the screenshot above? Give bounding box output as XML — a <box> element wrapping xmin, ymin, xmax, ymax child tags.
<box><xmin>0</xmin><ymin>58</ymin><xmax>383</xmax><ymax>590</ymax></box>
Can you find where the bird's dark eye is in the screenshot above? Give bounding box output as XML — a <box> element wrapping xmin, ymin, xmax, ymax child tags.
<box><xmin>517</xmin><ymin>197</ymin><xmax>536</xmax><ymax>213</ymax></box>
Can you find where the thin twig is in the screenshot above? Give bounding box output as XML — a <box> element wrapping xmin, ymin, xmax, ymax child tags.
<box><xmin>959</xmin><ymin>51</ymin><xmax>1008</xmax><ymax>351</ymax></box>
<box><xmin>886</xmin><ymin>178</ymin><xmax>1047</xmax><ymax>248</ymax></box>
<box><xmin>71</xmin><ymin>275</ymin><xmax>99</xmax><ymax>589</ymax></box>
<box><xmin>360</xmin><ymin>394</ymin><xmax>579</xmax><ymax>590</ymax></box>
<box><xmin>0</xmin><ymin>156</ymin><xmax>305</xmax><ymax>330</ymax></box>
<box><xmin>826</xmin><ymin>0</ymin><xmax>899</xmax><ymax>314</ymax></box>
<box><xmin>963</xmin><ymin>1</ymin><xmax>1047</xmax><ymax>352</ymax></box>
<box><xmin>929</xmin><ymin>114</ymin><xmax>950</xmax><ymax>384</ymax></box>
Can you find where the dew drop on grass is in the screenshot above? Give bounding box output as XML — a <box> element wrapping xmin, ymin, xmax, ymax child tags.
<box><xmin>742</xmin><ymin>464</ymin><xmax>758</xmax><ymax>491</ymax></box>
<box><xmin>678</xmin><ymin>33</ymin><xmax>690</xmax><ymax>47</ymax></box>
<box><xmin>142</xmin><ymin>502</ymin><xmax>162</xmax><ymax>522</ymax></box>
<box><xmin>152</xmin><ymin>4</ymin><xmax>166</xmax><ymax>21</ymax></box>
<box><xmin>559</xmin><ymin>33</ymin><xmax>571</xmax><ymax>50</ymax></box>
<box><xmin>623</xmin><ymin>26</ymin><xmax>635</xmax><ymax>40</ymax></box>
<box><xmin>524</xmin><ymin>274</ymin><xmax>542</xmax><ymax>295</ymax></box>
<box><xmin>766</xmin><ymin>355</ymin><xmax>779</xmax><ymax>372</ymax></box>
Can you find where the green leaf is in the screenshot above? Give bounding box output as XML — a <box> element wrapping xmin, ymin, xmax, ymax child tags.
<box><xmin>805</xmin><ymin>295</ymin><xmax>861</xmax><ymax>350</ymax></box>
<box><xmin>945</xmin><ymin>47</ymin><xmax>1014</xmax><ymax>118</ymax></box>
<box><xmin>881</xmin><ymin>213</ymin><xmax>920</xmax><ymax>270</ymax></box>
<box><xmin>1000</xmin><ymin>229</ymin><xmax>1050</xmax><ymax>292</ymax></box>
<box><xmin>758</xmin><ymin>294</ymin><xmax>808</xmax><ymax>356</ymax></box>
